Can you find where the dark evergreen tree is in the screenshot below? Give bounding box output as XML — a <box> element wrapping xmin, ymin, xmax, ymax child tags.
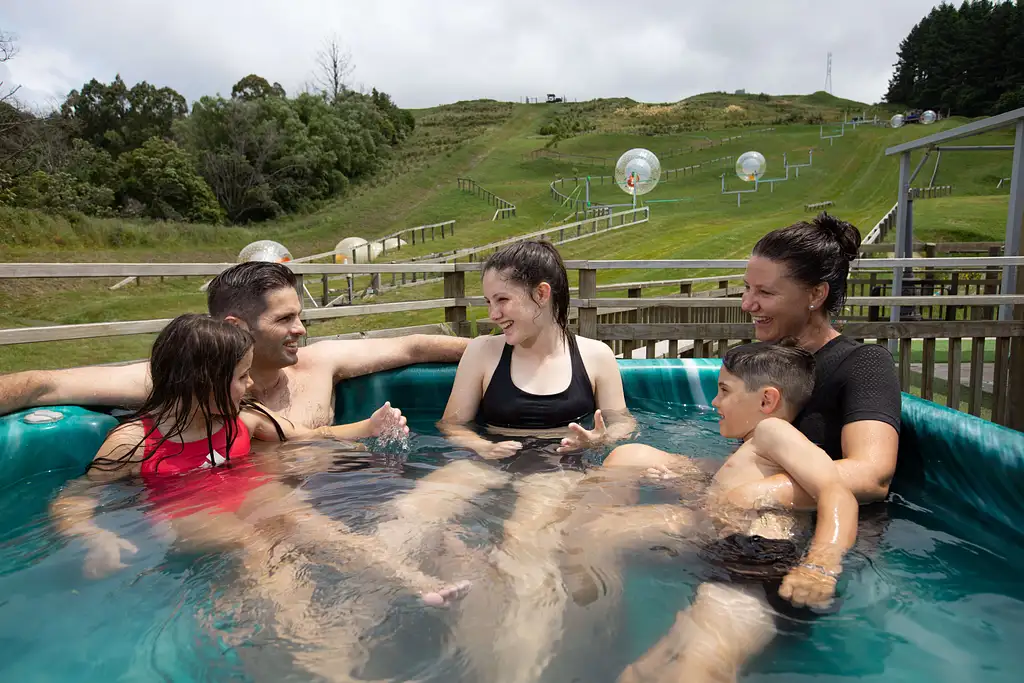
<box><xmin>885</xmin><ymin>1</ymin><xmax>1024</xmax><ymax>117</ymax></box>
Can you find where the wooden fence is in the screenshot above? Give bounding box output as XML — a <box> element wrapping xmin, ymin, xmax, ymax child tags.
<box><xmin>279</xmin><ymin>207</ymin><xmax>648</xmax><ymax>306</ymax></box>
<box><xmin>291</xmin><ymin>220</ymin><xmax>458</xmax><ymax>267</ymax></box>
<box><xmin>908</xmin><ymin>185</ymin><xmax>954</xmax><ymax>200</ymax></box>
<box><xmin>2</xmin><ymin>256</ymin><xmax>1022</xmax><ymax>429</ymax></box>
<box><xmin>456</xmin><ymin>178</ymin><xmax>516</xmax><ymax>219</ymax></box>
<box><xmin>861</xmin><ymin>202</ymin><xmax>898</xmax><ymax>247</ymax></box>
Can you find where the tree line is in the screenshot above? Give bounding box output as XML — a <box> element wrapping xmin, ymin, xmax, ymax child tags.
<box><xmin>0</xmin><ymin>31</ymin><xmax>415</xmax><ymax>224</ymax></box>
<box><xmin>885</xmin><ymin>0</ymin><xmax>1024</xmax><ymax>117</ymax></box>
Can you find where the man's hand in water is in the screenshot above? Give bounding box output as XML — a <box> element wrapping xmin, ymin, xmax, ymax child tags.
<box><xmin>83</xmin><ymin>529</ymin><xmax>138</xmax><ymax>579</ymax></box>
<box><xmin>368</xmin><ymin>401</ymin><xmax>409</xmax><ymax>438</ymax></box>
<box><xmin>778</xmin><ymin>561</ymin><xmax>839</xmax><ymax>609</ymax></box>
<box><xmin>558</xmin><ymin>409</ymin><xmax>607</xmax><ymax>452</ymax></box>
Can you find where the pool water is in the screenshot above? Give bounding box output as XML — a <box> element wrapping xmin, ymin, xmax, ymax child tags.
<box><xmin>1</xmin><ymin>407</ymin><xmax>1022</xmax><ymax>683</ymax></box>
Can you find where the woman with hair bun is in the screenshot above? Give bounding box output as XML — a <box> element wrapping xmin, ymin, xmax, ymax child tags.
<box><xmin>602</xmin><ymin>213</ymin><xmax>902</xmax><ymax>683</ymax></box>
<box><xmin>740</xmin><ymin>211</ymin><xmax>901</xmax><ymax>501</ymax></box>
<box><xmin>609</xmin><ymin>212</ymin><xmax>902</xmax><ymax>506</ymax></box>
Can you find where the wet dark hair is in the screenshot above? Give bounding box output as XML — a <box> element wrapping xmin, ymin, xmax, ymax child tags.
<box><xmin>207</xmin><ymin>262</ymin><xmax>297</xmax><ymax>326</ymax></box>
<box><xmin>483</xmin><ymin>239</ymin><xmax>572</xmax><ymax>344</ymax></box>
<box><xmin>721</xmin><ymin>337</ymin><xmax>816</xmax><ymax>413</ymax></box>
<box><xmin>89</xmin><ymin>314</ymin><xmax>284</xmax><ymax>473</ymax></box>
<box><xmin>751</xmin><ymin>212</ymin><xmax>862</xmax><ymax>315</ymax></box>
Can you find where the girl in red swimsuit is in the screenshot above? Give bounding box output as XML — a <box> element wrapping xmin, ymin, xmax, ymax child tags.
<box><xmin>50</xmin><ymin>313</ymin><xmax>469</xmax><ymax>611</ymax></box>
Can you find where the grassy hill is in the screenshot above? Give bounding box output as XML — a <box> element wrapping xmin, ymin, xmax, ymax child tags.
<box><xmin>1</xmin><ymin>92</ymin><xmax>1017</xmax><ymax>372</ymax></box>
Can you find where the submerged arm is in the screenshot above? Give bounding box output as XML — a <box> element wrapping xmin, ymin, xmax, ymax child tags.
<box><xmin>50</xmin><ymin>425</ymin><xmax>144</xmax><ymax>578</ymax></box>
<box><xmin>749</xmin><ymin>418</ymin><xmax>859</xmax><ymax>607</ymax></box>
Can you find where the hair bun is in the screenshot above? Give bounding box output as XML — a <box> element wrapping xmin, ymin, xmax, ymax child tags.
<box><xmin>777</xmin><ymin>336</ymin><xmax>801</xmax><ymax>348</ymax></box>
<box><xmin>815</xmin><ymin>212</ymin><xmax>861</xmax><ymax>262</ymax></box>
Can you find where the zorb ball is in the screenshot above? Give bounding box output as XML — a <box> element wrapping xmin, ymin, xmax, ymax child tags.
<box><xmin>238</xmin><ymin>240</ymin><xmax>292</xmax><ymax>263</ymax></box>
<box><xmin>921</xmin><ymin>110</ymin><xmax>937</xmax><ymax>125</ymax></box>
<box><xmin>614</xmin><ymin>148</ymin><xmax>662</xmax><ymax>195</ymax></box>
<box><xmin>890</xmin><ymin>114</ymin><xmax>905</xmax><ymax>129</ymax></box>
<box><xmin>334</xmin><ymin>236</ymin><xmax>370</xmax><ymax>264</ymax></box>
<box><xmin>735</xmin><ymin>151</ymin><xmax>766</xmax><ymax>182</ymax></box>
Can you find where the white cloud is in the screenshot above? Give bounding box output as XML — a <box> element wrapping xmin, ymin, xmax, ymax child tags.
<box><xmin>0</xmin><ymin>0</ymin><xmax>942</xmax><ymax>111</ymax></box>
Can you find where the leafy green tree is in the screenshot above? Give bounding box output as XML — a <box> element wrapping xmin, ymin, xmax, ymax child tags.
<box><xmin>61</xmin><ymin>75</ymin><xmax>187</xmax><ymax>156</ymax></box>
<box><xmin>886</xmin><ymin>1</ymin><xmax>1024</xmax><ymax>116</ymax></box>
<box><xmin>10</xmin><ymin>170</ymin><xmax>115</xmax><ymax>216</ymax></box>
<box><xmin>231</xmin><ymin>74</ymin><xmax>286</xmax><ymax>101</ymax></box>
<box><xmin>116</xmin><ymin>136</ymin><xmax>224</xmax><ymax>223</ymax></box>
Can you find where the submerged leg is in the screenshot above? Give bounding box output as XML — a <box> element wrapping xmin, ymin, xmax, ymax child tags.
<box><xmin>602</xmin><ymin>443</ymin><xmax>707</xmax><ymax>477</ymax></box>
<box><xmin>172</xmin><ymin>509</ymin><xmax>375</xmax><ymax>682</ymax></box>
<box><xmin>617</xmin><ymin>582</ymin><xmax>777</xmax><ymax>683</ymax></box>
<box><xmin>237</xmin><ymin>479</ymin><xmax>473</xmax><ymax>605</ymax></box>
<box><xmin>455</xmin><ymin>469</ymin><xmax>584</xmax><ymax>683</ymax></box>
<box><xmin>374</xmin><ymin>457</ymin><xmax>512</xmax><ymax>561</ymax></box>
<box><xmin>556</xmin><ymin>449</ymin><xmax>708</xmax><ymax>608</ymax></box>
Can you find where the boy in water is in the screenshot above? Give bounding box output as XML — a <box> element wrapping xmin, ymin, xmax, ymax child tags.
<box><xmin>578</xmin><ymin>338</ymin><xmax>859</xmax><ymax>683</ymax></box>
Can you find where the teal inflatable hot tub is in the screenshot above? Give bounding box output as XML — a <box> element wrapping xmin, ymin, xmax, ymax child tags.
<box><xmin>1</xmin><ymin>358</ymin><xmax>1022</xmax><ymax>682</ymax></box>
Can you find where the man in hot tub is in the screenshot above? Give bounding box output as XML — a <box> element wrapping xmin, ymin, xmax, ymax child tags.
<box><xmin>0</xmin><ymin>261</ymin><xmax>467</xmax><ymax>429</ymax></box>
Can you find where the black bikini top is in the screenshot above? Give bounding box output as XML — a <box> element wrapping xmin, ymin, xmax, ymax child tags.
<box><xmin>475</xmin><ymin>338</ymin><xmax>596</xmax><ymax>430</ymax></box>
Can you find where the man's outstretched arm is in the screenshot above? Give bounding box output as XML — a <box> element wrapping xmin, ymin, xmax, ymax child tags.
<box><xmin>314</xmin><ymin>334</ymin><xmax>470</xmax><ymax>382</ymax></box>
<box><xmin>0</xmin><ymin>362</ymin><xmax>151</xmax><ymax>416</ymax></box>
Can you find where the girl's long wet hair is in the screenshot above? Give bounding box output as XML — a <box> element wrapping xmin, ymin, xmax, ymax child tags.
<box><xmin>483</xmin><ymin>239</ymin><xmax>574</xmax><ymax>347</ymax></box>
<box><xmin>89</xmin><ymin>314</ymin><xmax>284</xmax><ymax>473</ymax></box>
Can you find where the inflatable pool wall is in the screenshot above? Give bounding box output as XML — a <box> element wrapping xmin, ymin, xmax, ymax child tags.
<box><xmin>2</xmin><ymin>359</ymin><xmax>1022</xmax><ymax>539</ymax></box>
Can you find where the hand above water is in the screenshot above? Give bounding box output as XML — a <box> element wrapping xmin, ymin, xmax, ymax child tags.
<box><xmin>557</xmin><ymin>410</ymin><xmax>607</xmax><ymax>453</ymax></box>
<box><xmin>84</xmin><ymin>529</ymin><xmax>138</xmax><ymax>579</ymax></box>
<box><xmin>368</xmin><ymin>401</ymin><xmax>409</xmax><ymax>438</ymax></box>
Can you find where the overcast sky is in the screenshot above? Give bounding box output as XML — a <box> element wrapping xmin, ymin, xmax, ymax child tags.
<box><xmin>1</xmin><ymin>0</ymin><xmax>941</xmax><ymax>112</ymax></box>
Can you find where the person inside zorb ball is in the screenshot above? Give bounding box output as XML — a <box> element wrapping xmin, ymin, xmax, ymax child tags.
<box><xmin>615</xmin><ymin>148</ymin><xmax>661</xmax><ymax>195</ymax></box>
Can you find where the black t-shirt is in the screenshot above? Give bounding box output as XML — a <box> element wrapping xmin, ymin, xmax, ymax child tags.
<box><xmin>793</xmin><ymin>336</ymin><xmax>902</xmax><ymax>460</ymax></box>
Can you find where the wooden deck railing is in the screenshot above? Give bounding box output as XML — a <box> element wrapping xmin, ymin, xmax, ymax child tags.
<box><xmin>1</xmin><ymin>256</ymin><xmax>1022</xmax><ymax>430</ymax></box>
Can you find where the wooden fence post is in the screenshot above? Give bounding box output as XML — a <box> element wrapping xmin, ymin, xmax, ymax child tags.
<box><xmin>444</xmin><ymin>270</ymin><xmax>467</xmax><ymax>336</ymax></box>
<box><xmin>622</xmin><ymin>287</ymin><xmax>641</xmax><ymax>358</ymax></box>
<box><xmin>985</xmin><ymin>245</ymin><xmax>1001</xmax><ymax>320</ymax></box>
<box><xmin>1010</xmin><ymin>261</ymin><xmax>1024</xmax><ymax>431</ymax></box>
<box><xmin>294</xmin><ymin>274</ymin><xmax>308</xmax><ymax>346</ymax></box>
<box><xmin>578</xmin><ymin>269</ymin><xmax>598</xmax><ymax>339</ymax></box>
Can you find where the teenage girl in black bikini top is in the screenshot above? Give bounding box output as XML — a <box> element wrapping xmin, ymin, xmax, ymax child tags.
<box><xmin>474</xmin><ymin>336</ymin><xmax>596</xmax><ymax>431</ymax></box>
